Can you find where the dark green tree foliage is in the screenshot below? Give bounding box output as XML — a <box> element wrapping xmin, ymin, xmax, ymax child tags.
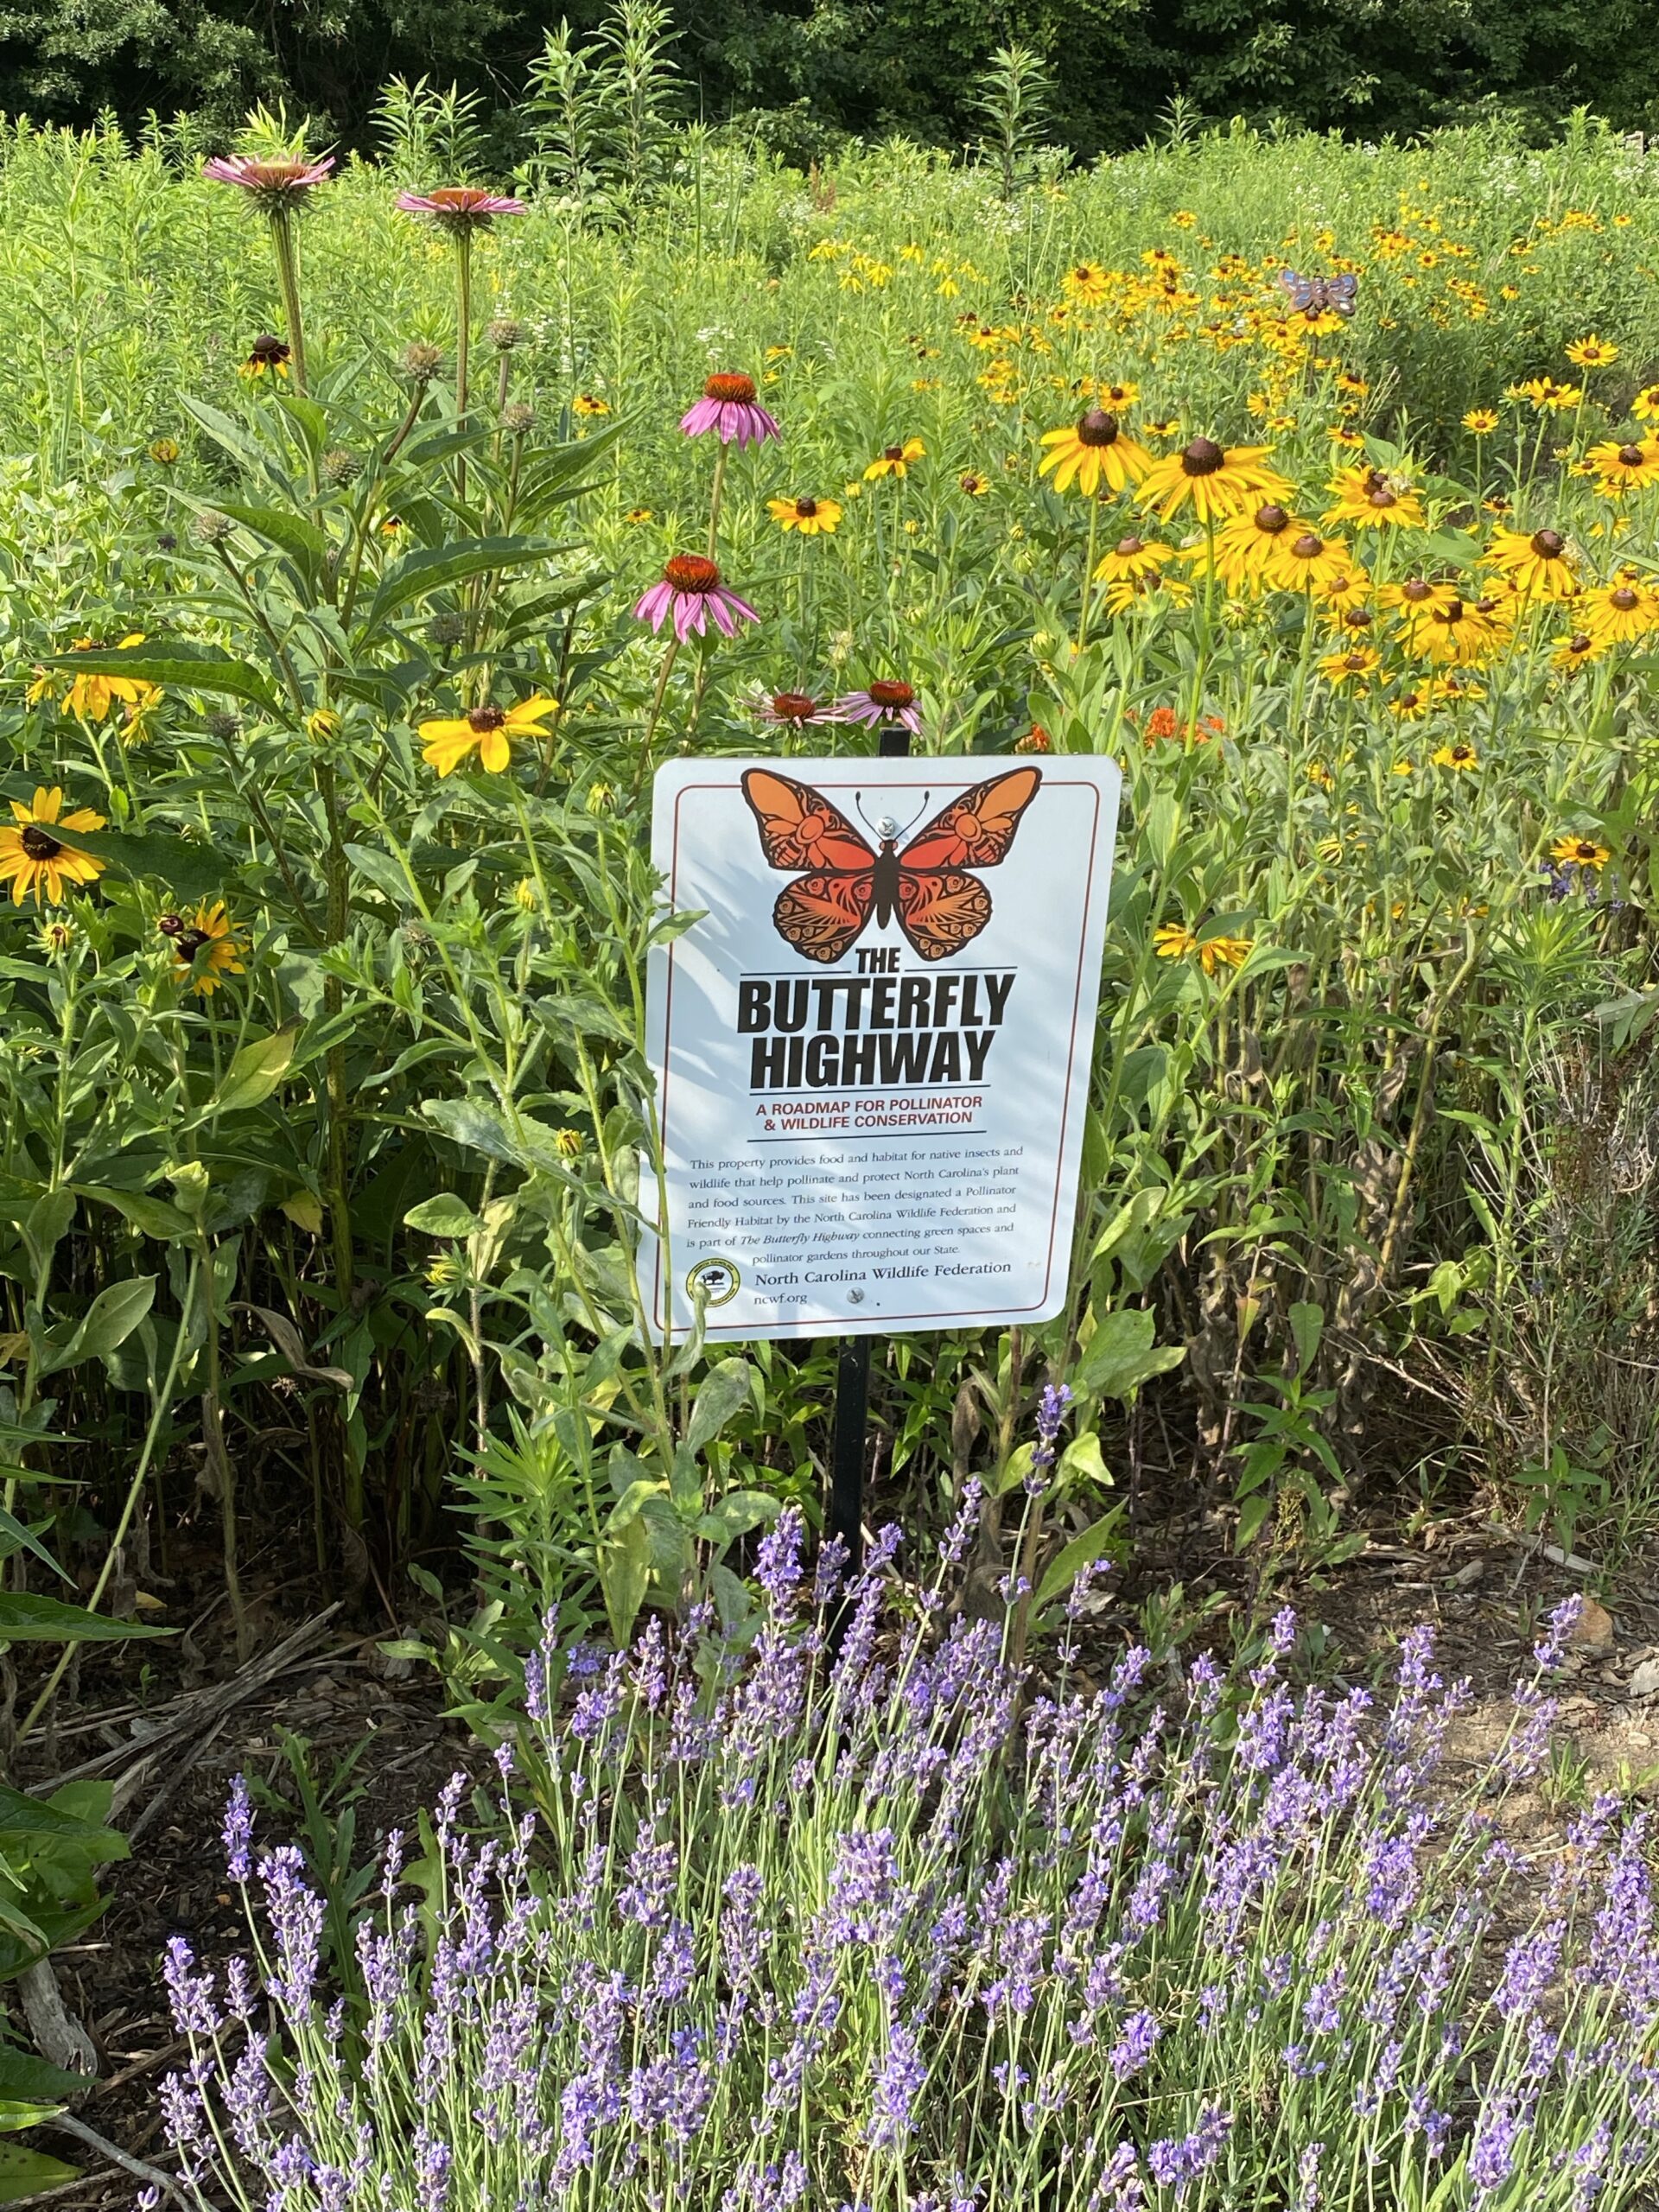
<box><xmin>0</xmin><ymin>0</ymin><xmax>1656</xmax><ymax>153</ymax></box>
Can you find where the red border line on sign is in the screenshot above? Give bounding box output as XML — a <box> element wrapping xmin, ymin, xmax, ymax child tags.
<box><xmin>653</xmin><ymin>773</ymin><xmax>1105</xmax><ymax>1336</ymax></box>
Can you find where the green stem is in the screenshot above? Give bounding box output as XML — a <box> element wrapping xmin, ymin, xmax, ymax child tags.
<box><xmin>705</xmin><ymin>442</ymin><xmax>729</xmax><ymax>561</ymax></box>
<box><xmin>455</xmin><ymin>230</ymin><xmax>473</xmax><ymax>508</ymax></box>
<box><xmin>1077</xmin><ymin>495</ymin><xmax>1102</xmax><ymax>652</ymax></box>
<box><xmin>269</xmin><ymin>210</ymin><xmax>308</xmax><ymax>395</ymax></box>
<box><xmin>632</xmin><ymin>634</ymin><xmax>681</xmax><ymax>803</ymax></box>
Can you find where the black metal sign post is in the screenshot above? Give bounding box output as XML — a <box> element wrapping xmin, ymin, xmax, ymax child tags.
<box><xmin>826</xmin><ymin>719</ymin><xmax>912</xmax><ymax>1586</ymax></box>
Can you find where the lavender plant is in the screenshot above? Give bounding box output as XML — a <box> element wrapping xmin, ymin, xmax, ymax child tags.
<box><xmin>154</xmin><ymin>1535</ymin><xmax>1654</xmax><ymax>2212</ymax></box>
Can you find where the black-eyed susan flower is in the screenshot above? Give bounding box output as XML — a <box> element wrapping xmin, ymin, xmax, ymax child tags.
<box><xmin>1550</xmin><ymin>629</ymin><xmax>1604</xmax><ymax>673</ymax></box>
<box><xmin>1550</xmin><ymin>833</ymin><xmax>1610</xmax><ymax>869</ymax></box>
<box><xmin>864</xmin><ymin>437</ymin><xmax>925</xmax><ymax>481</ymax></box>
<box><xmin>419</xmin><ymin>694</ymin><xmax>558</xmax><ymax>776</ymax></box>
<box><xmin>1154</xmin><ymin>921</ymin><xmax>1251</xmax><ymax>974</ymax></box>
<box><xmin>1093</xmin><ymin>533</ymin><xmax>1174</xmax><ymax>587</ymax></box>
<box><xmin>1484</xmin><ymin>524</ymin><xmax>1580</xmax><ymax>600</ymax></box>
<box><xmin>1139</xmin><ymin>436</ymin><xmax>1290</xmax><ymax>526</ymax></box>
<box><xmin>766</xmin><ymin>494</ymin><xmax>842</xmax><ymax>536</ymax></box>
<box><xmin>240</xmin><ymin>334</ymin><xmax>291</xmax><ymax>380</ymax></box>
<box><xmin>1431</xmin><ymin>741</ymin><xmax>1479</xmax><ymax>771</ymax></box>
<box><xmin>1281</xmin><ymin>531</ymin><xmax>1355</xmax><ymax>594</ymax></box>
<box><xmin>958</xmin><ymin>472</ymin><xmax>989</xmax><ymax>497</ymax></box>
<box><xmin>1581</xmin><ymin>574</ymin><xmax>1659</xmax><ymax>647</ymax></box>
<box><xmin>61</xmin><ymin>634</ymin><xmax>158</xmax><ymax>721</ymax></box>
<box><xmin>1039</xmin><ymin>409</ymin><xmax>1151</xmax><ymax>496</ymax></box>
<box><xmin>149</xmin><ymin>436</ymin><xmax>181</xmax><ymax>465</ymax></box>
<box><xmin>304</xmin><ymin>708</ymin><xmax>341</xmax><ymax>742</ymax></box>
<box><xmin>1417</xmin><ymin>594</ymin><xmax>1505</xmax><ymax>667</ymax></box>
<box><xmin>1061</xmin><ymin>263</ymin><xmax>1111</xmax><ymax>306</ymax></box>
<box><xmin>1201</xmin><ymin>501</ymin><xmax>1307</xmax><ymax>593</ymax></box>
<box><xmin>1462</xmin><ymin>409</ymin><xmax>1499</xmax><ymax>435</ymax></box>
<box><xmin>1634</xmin><ymin>385</ymin><xmax>1659</xmax><ymax>423</ymax></box>
<box><xmin>573</xmin><ymin>393</ymin><xmax>611</xmax><ymax>416</ymax></box>
<box><xmin>158</xmin><ymin>902</ymin><xmax>246</xmax><ymax>995</ymax></box>
<box><xmin>624</xmin><ymin>506</ymin><xmax>654</xmax><ymax>524</ymax></box>
<box><xmin>1586</xmin><ymin>437</ymin><xmax>1659</xmax><ymax>496</ymax></box>
<box><xmin>1323</xmin><ymin>464</ymin><xmax>1427</xmax><ymax>531</ymax></box>
<box><xmin>1567</xmin><ymin>335</ymin><xmax>1618</xmax><ymax>369</ymax></box>
<box><xmin>0</xmin><ymin>788</ymin><xmax>107</xmax><ymax>906</ymax></box>
<box><xmin>1506</xmin><ymin>375</ymin><xmax>1584</xmax><ymax>413</ymax></box>
<box><xmin>1319</xmin><ymin>645</ymin><xmax>1381</xmax><ymax>688</ymax></box>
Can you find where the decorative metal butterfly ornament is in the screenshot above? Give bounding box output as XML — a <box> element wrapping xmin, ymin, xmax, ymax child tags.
<box><xmin>1278</xmin><ymin>268</ymin><xmax>1358</xmax><ymax>318</ymax></box>
<box><xmin>740</xmin><ymin>766</ymin><xmax>1042</xmax><ymax>964</ymax></box>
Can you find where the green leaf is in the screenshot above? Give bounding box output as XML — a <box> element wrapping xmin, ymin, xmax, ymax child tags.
<box><xmin>209</xmin><ymin>1027</ymin><xmax>297</xmax><ymax>1116</ymax></box>
<box><xmin>38</xmin><ymin>823</ymin><xmax>229</xmax><ymax>905</ymax></box>
<box><xmin>1288</xmin><ymin>1300</ymin><xmax>1324</xmax><ymax>1378</ymax></box>
<box><xmin>685</xmin><ymin>1357</ymin><xmax>753</xmax><ymax>1455</ymax></box>
<box><xmin>0</xmin><ymin>1510</ymin><xmax>69</xmax><ymax>1585</ymax></box>
<box><xmin>1236</xmin><ymin>1491</ymin><xmax>1276</xmax><ymax>1548</ymax></box>
<box><xmin>0</xmin><ymin>1592</ymin><xmax>170</xmax><ymax>1643</ymax></box>
<box><xmin>0</xmin><ymin>2140</ymin><xmax>78</xmax><ymax>2185</ymax></box>
<box><xmin>695</xmin><ymin>1488</ymin><xmax>781</xmax><ymax>1545</ymax></box>
<box><xmin>0</xmin><ymin>2047</ymin><xmax>92</xmax><ymax>2128</ymax></box>
<box><xmin>1034</xmin><ymin>1508</ymin><xmax>1125</xmax><ymax>1611</ymax></box>
<box><xmin>74</xmin><ymin>1185</ymin><xmax>193</xmax><ymax>1241</ymax></box>
<box><xmin>597</xmin><ymin>1514</ymin><xmax>652</xmax><ymax>1646</ymax></box>
<box><xmin>359</xmin><ymin>537</ymin><xmax>568</xmax><ymax>638</ymax></box>
<box><xmin>0</xmin><ymin>1783</ymin><xmax>118</xmax><ymax>1843</ymax></box>
<box><xmin>344</xmin><ymin>844</ymin><xmax>413</xmax><ymax>905</ymax></box>
<box><xmin>1074</xmin><ymin>1306</ymin><xmax>1185</xmax><ymax>1403</ymax></box>
<box><xmin>404</xmin><ymin>1195</ymin><xmax>483</xmax><ymax>1238</ymax></box>
<box><xmin>35</xmin><ymin>1276</ymin><xmax>156</xmax><ymax>1376</ymax></box>
<box><xmin>42</xmin><ymin>642</ymin><xmax>277</xmax><ymax>709</ymax></box>
<box><xmin>204</xmin><ymin>498</ymin><xmax>327</xmax><ymax>577</ymax></box>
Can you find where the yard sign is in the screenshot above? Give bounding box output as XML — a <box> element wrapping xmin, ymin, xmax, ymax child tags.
<box><xmin>644</xmin><ymin>753</ymin><xmax>1121</xmax><ymax>1343</ymax></box>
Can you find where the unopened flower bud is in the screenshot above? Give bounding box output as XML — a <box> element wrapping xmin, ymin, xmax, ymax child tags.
<box><xmin>205</xmin><ymin>710</ymin><xmax>241</xmax><ymax>740</ymax></box>
<box><xmin>427</xmin><ymin>612</ymin><xmax>466</xmax><ymax>647</ymax></box>
<box><xmin>404</xmin><ymin>341</ymin><xmax>444</xmax><ymax>385</ymax></box>
<box><xmin>585</xmin><ymin>781</ymin><xmax>615</xmax><ymax>816</ymax></box>
<box><xmin>323</xmin><ymin>447</ymin><xmax>362</xmax><ymax>485</ymax></box>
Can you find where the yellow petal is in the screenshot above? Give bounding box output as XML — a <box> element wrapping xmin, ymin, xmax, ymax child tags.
<box><xmin>479</xmin><ymin>728</ymin><xmax>512</xmax><ymax>773</ymax></box>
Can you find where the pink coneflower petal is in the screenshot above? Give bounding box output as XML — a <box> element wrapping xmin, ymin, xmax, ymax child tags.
<box><xmin>678</xmin><ymin>397</ymin><xmax>725</xmax><ymax>437</ymax></box>
<box><xmin>830</xmin><ymin>687</ymin><xmax>923</xmax><ymax>732</ymax></box>
<box><xmin>396</xmin><ymin>186</ymin><xmax>526</xmax><ymax>225</ymax></box>
<box><xmin>709</xmin><ymin>588</ymin><xmax>760</xmax><ymax>637</ymax></box>
<box><xmin>633</xmin><ymin>581</ymin><xmax>677</xmax><ymax>632</ymax></box>
<box><xmin>203</xmin><ymin>154</ymin><xmax>335</xmax><ymax>200</ymax></box>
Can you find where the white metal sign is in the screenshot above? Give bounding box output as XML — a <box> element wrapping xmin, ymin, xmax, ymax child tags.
<box><xmin>643</xmin><ymin>753</ymin><xmax>1121</xmax><ymax>1342</ymax></box>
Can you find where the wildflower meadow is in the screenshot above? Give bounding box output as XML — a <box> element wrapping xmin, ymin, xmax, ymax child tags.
<box><xmin>2</xmin><ymin>37</ymin><xmax>1659</xmax><ymax>2212</ymax></box>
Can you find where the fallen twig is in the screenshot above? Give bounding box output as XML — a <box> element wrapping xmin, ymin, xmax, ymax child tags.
<box><xmin>39</xmin><ymin>2113</ymin><xmax>185</xmax><ymax>2204</ymax></box>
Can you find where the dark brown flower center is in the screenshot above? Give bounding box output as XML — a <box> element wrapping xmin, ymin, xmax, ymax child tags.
<box><xmin>772</xmin><ymin>692</ymin><xmax>817</xmax><ymax>719</ymax></box>
<box><xmin>1116</xmin><ymin>536</ymin><xmax>1146</xmax><ymax>556</ymax></box>
<box><xmin>706</xmin><ymin>373</ymin><xmax>756</xmax><ymax>404</ymax></box>
<box><xmin>1291</xmin><ymin>533</ymin><xmax>1324</xmax><ymax>558</ymax></box>
<box><xmin>1077</xmin><ymin>409</ymin><xmax>1120</xmax><ymax>447</ymax></box>
<box><xmin>883</xmin><ymin>445</ymin><xmax>906</xmax><ymax>463</ymax></box>
<box><xmin>1344</xmin><ymin>652</ymin><xmax>1369</xmax><ymax>670</ymax></box>
<box><xmin>1611</xmin><ymin>586</ymin><xmax>1640</xmax><ymax>610</ymax></box>
<box><xmin>1569</xmin><ymin>632</ymin><xmax>1592</xmax><ymax>652</ymax></box>
<box><xmin>1433</xmin><ymin>598</ymin><xmax>1465</xmax><ymax>624</ymax></box>
<box><xmin>793</xmin><ymin>498</ymin><xmax>818</xmax><ymax>518</ymax></box>
<box><xmin>664</xmin><ymin>554</ymin><xmax>721</xmax><ymax>592</ymax></box>
<box><xmin>1401</xmin><ymin>577</ymin><xmax>1433</xmax><ymax>602</ymax></box>
<box><xmin>467</xmin><ymin>706</ymin><xmax>507</xmax><ymax>732</ymax></box>
<box><xmin>1369</xmin><ymin>487</ymin><xmax>1397</xmax><ymax>509</ymax></box>
<box><xmin>868</xmin><ymin>679</ymin><xmax>915</xmax><ymax>709</ymax></box>
<box><xmin>1343</xmin><ymin>608</ymin><xmax>1373</xmax><ymax>630</ymax></box>
<box><xmin>1619</xmin><ymin>443</ymin><xmax>1646</xmax><ymax>467</ymax></box>
<box><xmin>1254</xmin><ymin>505</ymin><xmax>1289</xmax><ymax>533</ymax></box>
<box><xmin>248</xmin><ymin>334</ymin><xmax>289</xmax><ymax>365</ymax></box>
<box><xmin>1181</xmin><ymin>436</ymin><xmax>1225</xmax><ymax>475</ymax></box>
<box><xmin>20</xmin><ymin>826</ymin><xmax>61</xmax><ymax>860</ymax></box>
<box><xmin>1531</xmin><ymin>529</ymin><xmax>1566</xmax><ymax>558</ymax></box>
<box><xmin>1473</xmin><ymin>597</ymin><xmax>1499</xmax><ymax>614</ymax></box>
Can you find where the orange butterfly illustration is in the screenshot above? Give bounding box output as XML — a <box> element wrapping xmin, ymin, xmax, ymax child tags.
<box><xmin>740</xmin><ymin>765</ymin><xmax>1042</xmax><ymax>963</ymax></box>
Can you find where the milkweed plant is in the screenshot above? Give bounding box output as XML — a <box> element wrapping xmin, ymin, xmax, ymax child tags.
<box><xmin>152</xmin><ymin>1506</ymin><xmax>1656</xmax><ymax>2212</ymax></box>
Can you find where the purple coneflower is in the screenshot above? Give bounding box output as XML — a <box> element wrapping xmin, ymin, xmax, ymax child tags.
<box><xmin>680</xmin><ymin>372</ymin><xmax>781</xmax><ymax>448</ymax></box>
<box><xmin>831</xmin><ymin>677</ymin><xmax>922</xmax><ymax>733</ymax></box>
<box><xmin>202</xmin><ymin>153</ymin><xmax>335</xmax><ymax>207</ymax></box>
<box><xmin>635</xmin><ymin>555</ymin><xmax>760</xmax><ymax>643</ymax></box>
<box><xmin>395</xmin><ymin>185</ymin><xmax>526</xmax><ymax>232</ymax></box>
<box><xmin>753</xmin><ymin>690</ymin><xmax>828</xmax><ymax>726</ymax></box>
